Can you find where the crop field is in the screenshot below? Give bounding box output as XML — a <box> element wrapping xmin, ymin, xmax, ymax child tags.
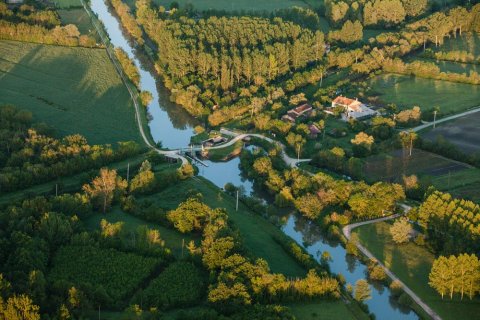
<box><xmin>363</xmin><ymin>148</ymin><xmax>471</xmax><ymax>182</ymax></box>
<box><xmin>124</xmin><ymin>0</ymin><xmax>309</xmax><ymax>11</ymax></box>
<box><xmin>430</xmin><ymin>168</ymin><xmax>480</xmax><ymax>202</ymax></box>
<box><xmin>355</xmin><ymin>221</ymin><xmax>480</xmax><ymax>320</ymax></box>
<box><xmin>49</xmin><ymin>245</ymin><xmax>159</xmax><ymax>301</ymax></box>
<box><xmin>421</xmin><ymin>112</ymin><xmax>480</xmax><ymax>155</ymax></box>
<box><xmin>57</xmin><ymin>8</ymin><xmax>100</xmax><ymax>41</ymax></box>
<box><xmin>368</xmin><ymin>74</ymin><xmax>480</xmax><ymax>114</ymax></box>
<box><xmin>0</xmin><ymin>40</ymin><xmax>142</xmax><ymax>145</ymax></box>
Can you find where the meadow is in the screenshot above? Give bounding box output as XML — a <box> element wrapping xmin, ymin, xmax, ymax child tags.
<box><xmin>53</xmin><ymin>0</ymin><xmax>83</xmax><ymax>9</ymax></box>
<box><xmin>57</xmin><ymin>8</ymin><xmax>101</xmax><ymax>41</ymax></box>
<box><xmin>433</xmin><ymin>33</ymin><xmax>480</xmax><ymax>57</ymax></box>
<box><xmin>0</xmin><ymin>40</ymin><xmax>143</xmax><ymax>145</ymax></box>
<box><xmin>355</xmin><ymin>221</ymin><xmax>480</xmax><ymax>320</ymax></box>
<box><xmin>368</xmin><ymin>74</ymin><xmax>480</xmax><ymax>114</ymax></box>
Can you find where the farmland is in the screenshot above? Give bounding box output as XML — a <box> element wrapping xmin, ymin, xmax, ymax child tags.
<box><xmin>354</xmin><ymin>221</ymin><xmax>480</xmax><ymax>320</ymax></box>
<box><xmin>0</xmin><ymin>40</ymin><xmax>142</xmax><ymax>145</ymax></box>
<box><xmin>421</xmin><ymin>112</ymin><xmax>480</xmax><ymax>155</ymax></box>
<box><xmin>57</xmin><ymin>8</ymin><xmax>100</xmax><ymax>41</ymax></box>
<box><xmin>363</xmin><ymin>148</ymin><xmax>471</xmax><ymax>182</ymax></box>
<box><xmin>368</xmin><ymin>74</ymin><xmax>480</xmax><ymax>114</ymax></box>
<box><xmin>53</xmin><ymin>0</ymin><xmax>82</xmax><ymax>9</ymax></box>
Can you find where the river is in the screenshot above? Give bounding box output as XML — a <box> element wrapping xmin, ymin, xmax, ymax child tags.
<box><xmin>89</xmin><ymin>2</ymin><xmax>419</xmax><ymax>319</ymax></box>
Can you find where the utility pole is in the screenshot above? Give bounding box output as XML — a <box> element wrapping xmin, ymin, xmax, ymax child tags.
<box><xmin>126</xmin><ymin>163</ymin><xmax>130</xmax><ymax>183</ymax></box>
<box><xmin>236</xmin><ymin>190</ymin><xmax>239</xmax><ymax>211</ymax></box>
<box><xmin>98</xmin><ymin>305</ymin><xmax>101</xmax><ymax>320</ymax></box>
<box><xmin>410</xmin><ymin>134</ymin><xmax>413</xmax><ymax>157</ymax></box>
<box><xmin>433</xmin><ymin>110</ymin><xmax>437</xmax><ymax>129</ymax></box>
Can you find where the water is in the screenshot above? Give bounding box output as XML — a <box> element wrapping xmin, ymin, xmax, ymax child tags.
<box><xmin>90</xmin><ymin>2</ymin><xmax>419</xmax><ymax>318</ymax></box>
<box><xmin>90</xmin><ymin>0</ymin><xmax>196</xmax><ymax>149</ymax></box>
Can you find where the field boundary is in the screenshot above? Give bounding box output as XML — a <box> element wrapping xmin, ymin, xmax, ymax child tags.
<box><xmin>343</xmin><ymin>207</ymin><xmax>442</xmax><ymax>320</ymax></box>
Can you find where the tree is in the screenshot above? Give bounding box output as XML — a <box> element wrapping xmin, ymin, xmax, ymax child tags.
<box><xmin>351</xmin><ymin>132</ymin><xmax>374</xmax><ymax>157</ymax></box>
<box><xmin>130</xmin><ymin>160</ymin><xmax>155</xmax><ymax>194</ymax></box>
<box><xmin>354</xmin><ymin>279</ymin><xmax>371</xmax><ymax>302</ymax></box>
<box><xmin>328</xmin><ymin>20</ymin><xmax>363</xmax><ymax>43</ymax></box>
<box><xmin>390</xmin><ymin>217</ymin><xmax>412</xmax><ymax>244</ymax></box>
<box><xmin>399</xmin><ymin>130</ymin><xmax>417</xmax><ymax>157</ymax></box>
<box><xmin>83</xmin><ymin>168</ymin><xmax>126</xmax><ymax>213</ymax></box>
<box><xmin>286</xmin><ymin>132</ymin><xmax>306</xmax><ymax>161</ymax></box>
<box><xmin>0</xmin><ymin>294</ymin><xmax>40</xmax><ymax>320</ymax></box>
<box><xmin>429</xmin><ymin>256</ymin><xmax>450</xmax><ymax>299</ymax></box>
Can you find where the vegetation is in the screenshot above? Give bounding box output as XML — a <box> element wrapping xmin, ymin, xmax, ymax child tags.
<box><xmin>390</xmin><ymin>217</ymin><xmax>412</xmax><ymax>244</ymax></box>
<box><xmin>137</xmin><ymin>261</ymin><xmax>204</xmax><ymax>309</ymax></box>
<box><xmin>0</xmin><ymin>41</ymin><xmax>143</xmax><ymax>145</ymax></box>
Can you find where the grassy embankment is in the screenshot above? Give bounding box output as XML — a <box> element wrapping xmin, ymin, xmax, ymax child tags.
<box><xmin>355</xmin><ymin>221</ymin><xmax>480</xmax><ymax>320</ymax></box>
<box><xmin>0</xmin><ymin>40</ymin><xmax>143</xmax><ymax>145</ymax></box>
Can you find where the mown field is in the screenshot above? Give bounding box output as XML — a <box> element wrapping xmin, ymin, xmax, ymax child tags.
<box><xmin>0</xmin><ymin>40</ymin><xmax>142</xmax><ymax>145</ymax></box>
<box><xmin>421</xmin><ymin>112</ymin><xmax>480</xmax><ymax>155</ymax></box>
<box><xmin>355</xmin><ymin>221</ymin><xmax>480</xmax><ymax>320</ymax></box>
<box><xmin>368</xmin><ymin>74</ymin><xmax>480</xmax><ymax>114</ymax></box>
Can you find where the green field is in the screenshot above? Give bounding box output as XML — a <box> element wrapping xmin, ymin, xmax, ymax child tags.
<box><xmin>288</xmin><ymin>301</ymin><xmax>366</xmax><ymax>320</ymax></box>
<box><xmin>433</xmin><ymin>33</ymin><xmax>480</xmax><ymax>57</ymax></box>
<box><xmin>54</xmin><ymin>0</ymin><xmax>83</xmax><ymax>9</ymax></box>
<box><xmin>84</xmin><ymin>207</ymin><xmax>195</xmax><ymax>257</ymax></box>
<box><xmin>368</xmin><ymin>74</ymin><xmax>480</xmax><ymax>114</ymax></box>
<box><xmin>430</xmin><ymin>168</ymin><xmax>480</xmax><ymax>202</ymax></box>
<box><xmin>58</xmin><ymin>8</ymin><xmax>100</xmax><ymax>41</ymax></box>
<box><xmin>355</xmin><ymin>222</ymin><xmax>480</xmax><ymax>320</ymax></box>
<box><xmin>124</xmin><ymin>0</ymin><xmax>309</xmax><ymax>11</ymax></box>
<box><xmin>0</xmin><ymin>40</ymin><xmax>142</xmax><ymax>145</ymax></box>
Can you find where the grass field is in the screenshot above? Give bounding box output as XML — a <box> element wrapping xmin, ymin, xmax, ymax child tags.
<box><xmin>143</xmin><ymin>176</ymin><xmax>308</xmax><ymax>277</ymax></box>
<box><xmin>54</xmin><ymin>0</ymin><xmax>83</xmax><ymax>9</ymax></box>
<box><xmin>355</xmin><ymin>222</ymin><xmax>480</xmax><ymax>320</ymax></box>
<box><xmin>368</xmin><ymin>74</ymin><xmax>480</xmax><ymax>114</ymax></box>
<box><xmin>432</xmin><ymin>33</ymin><xmax>480</xmax><ymax>57</ymax></box>
<box><xmin>84</xmin><ymin>207</ymin><xmax>195</xmax><ymax>257</ymax></box>
<box><xmin>57</xmin><ymin>8</ymin><xmax>100</xmax><ymax>41</ymax></box>
<box><xmin>0</xmin><ymin>40</ymin><xmax>142</xmax><ymax>145</ymax></box>
<box><xmin>430</xmin><ymin>168</ymin><xmax>480</xmax><ymax>202</ymax></box>
<box><xmin>288</xmin><ymin>301</ymin><xmax>364</xmax><ymax>320</ymax></box>
<box><xmin>421</xmin><ymin>112</ymin><xmax>480</xmax><ymax>155</ymax></box>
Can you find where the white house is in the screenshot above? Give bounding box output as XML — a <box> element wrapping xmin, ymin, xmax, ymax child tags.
<box><xmin>331</xmin><ymin>96</ymin><xmax>377</xmax><ymax>121</ymax></box>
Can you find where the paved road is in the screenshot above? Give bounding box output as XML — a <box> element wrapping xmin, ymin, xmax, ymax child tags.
<box><xmin>342</xmin><ymin>205</ymin><xmax>442</xmax><ymax>320</ymax></box>
<box><xmin>412</xmin><ymin>106</ymin><xmax>480</xmax><ymax>132</ymax></box>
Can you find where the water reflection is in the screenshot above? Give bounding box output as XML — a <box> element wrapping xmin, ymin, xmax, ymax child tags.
<box><xmin>90</xmin><ymin>0</ymin><xmax>196</xmax><ymax>149</ymax></box>
<box><xmin>282</xmin><ymin>215</ymin><xmax>418</xmax><ymax>320</ymax></box>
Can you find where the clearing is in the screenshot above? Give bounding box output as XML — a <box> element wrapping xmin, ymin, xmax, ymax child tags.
<box><xmin>368</xmin><ymin>74</ymin><xmax>480</xmax><ymax>115</ymax></box>
<box><xmin>0</xmin><ymin>40</ymin><xmax>142</xmax><ymax>145</ymax></box>
<box><xmin>354</xmin><ymin>221</ymin><xmax>480</xmax><ymax>320</ymax></box>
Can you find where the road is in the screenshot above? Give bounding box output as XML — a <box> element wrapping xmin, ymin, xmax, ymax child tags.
<box><xmin>342</xmin><ymin>206</ymin><xmax>442</xmax><ymax>320</ymax></box>
<box><xmin>412</xmin><ymin>106</ymin><xmax>480</xmax><ymax>132</ymax></box>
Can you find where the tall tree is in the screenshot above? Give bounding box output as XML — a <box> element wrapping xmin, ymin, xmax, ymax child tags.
<box><xmin>83</xmin><ymin>168</ymin><xmax>126</xmax><ymax>213</ymax></box>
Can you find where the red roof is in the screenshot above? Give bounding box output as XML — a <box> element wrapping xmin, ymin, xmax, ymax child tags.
<box><xmin>332</xmin><ymin>96</ymin><xmax>357</xmax><ymax>106</ymax></box>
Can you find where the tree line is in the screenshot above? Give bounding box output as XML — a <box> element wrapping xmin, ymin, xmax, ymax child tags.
<box><xmin>0</xmin><ymin>105</ymin><xmax>142</xmax><ymax>193</ymax></box>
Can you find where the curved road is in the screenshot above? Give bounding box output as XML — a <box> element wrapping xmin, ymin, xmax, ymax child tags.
<box><xmin>412</xmin><ymin>106</ymin><xmax>480</xmax><ymax>132</ymax></box>
<box><xmin>342</xmin><ymin>206</ymin><xmax>442</xmax><ymax>320</ymax></box>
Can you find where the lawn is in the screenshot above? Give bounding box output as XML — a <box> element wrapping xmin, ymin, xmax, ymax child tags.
<box><xmin>368</xmin><ymin>74</ymin><xmax>480</xmax><ymax>115</ymax></box>
<box><xmin>0</xmin><ymin>40</ymin><xmax>142</xmax><ymax>145</ymax></box>
<box><xmin>125</xmin><ymin>0</ymin><xmax>309</xmax><ymax>11</ymax></box>
<box><xmin>143</xmin><ymin>176</ymin><xmax>307</xmax><ymax>277</ymax></box>
<box><xmin>354</xmin><ymin>222</ymin><xmax>480</xmax><ymax>320</ymax></box>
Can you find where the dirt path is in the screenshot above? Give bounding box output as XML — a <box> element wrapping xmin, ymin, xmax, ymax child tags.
<box><xmin>412</xmin><ymin>106</ymin><xmax>480</xmax><ymax>132</ymax></box>
<box><xmin>342</xmin><ymin>206</ymin><xmax>442</xmax><ymax>320</ymax></box>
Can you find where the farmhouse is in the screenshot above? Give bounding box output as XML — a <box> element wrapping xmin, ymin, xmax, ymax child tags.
<box><xmin>331</xmin><ymin>96</ymin><xmax>377</xmax><ymax>121</ymax></box>
<box><xmin>282</xmin><ymin>103</ymin><xmax>313</xmax><ymax>123</ymax></box>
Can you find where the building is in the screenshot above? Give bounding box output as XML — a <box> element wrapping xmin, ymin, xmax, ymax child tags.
<box><xmin>282</xmin><ymin>103</ymin><xmax>313</xmax><ymax>123</ymax></box>
<box><xmin>308</xmin><ymin>124</ymin><xmax>321</xmax><ymax>139</ymax></box>
<box><xmin>331</xmin><ymin>96</ymin><xmax>377</xmax><ymax>121</ymax></box>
